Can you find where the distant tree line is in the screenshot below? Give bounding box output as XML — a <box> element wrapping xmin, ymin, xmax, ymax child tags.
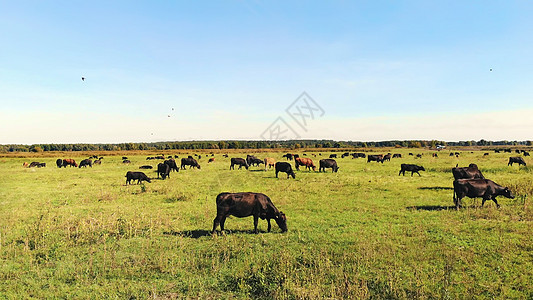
<box><xmin>1</xmin><ymin>139</ymin><xmax>531</xmax><ymax>153</ymax></box>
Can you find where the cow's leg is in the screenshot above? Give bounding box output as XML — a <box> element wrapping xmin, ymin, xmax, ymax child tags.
<box><xmin>399</xmin><ymin>169</ymin><xmax>402</xmax><ymax>176</ymax></box>
<box><xmin>267</xmin><ymin>219</ymin><xmax>272</xmax><ymax>232</ymax></box>
<box><xmin>416</xmin><ymin>171</ymin><xmax>421</xmax><ymax>176</ymax></box>
<box><xmin>253</xmin><ymin>215</ymin><xmax>259</xmax><ymax>234</ymax></box>
<box><xmin>276</xmin><ymin>171</ymin><xmax>279</xmax><ymax>178</ymax></box>
<box><xmin>212</xmin><ymin>214</ymin><xmax>223</xmax><ymax>234</ymax></box>
<box><xmin>491</xmin><ymin>196</ymin><xmax>501</xmax><ymax>208</ymax></box>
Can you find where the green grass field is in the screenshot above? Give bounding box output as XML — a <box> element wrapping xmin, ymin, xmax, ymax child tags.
<box><xmin>0</xmin><ymin>149</ymin><xmax>531</xmax><ymax>299</ymax></box>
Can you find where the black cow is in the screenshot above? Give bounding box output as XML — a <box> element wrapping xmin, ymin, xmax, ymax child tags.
<box><xmin>494</xmin><ymin>150</ymin><xmax>500</xmax><ymax>153</ymax></box>
<box><xmin>249</xmin><ymin>157</ymin><xmax>264</xmax><ymax>167</ymax></box>
<box><xmin>139</xmin><ymin>165</ymin><xmax>153</xmax><ymax>169</ymax></box>
<box><xmin>93</xmin><ymin>159</ymin><xmax>101</xmax><ymax>165</ymax></box>
<box><xmin>181</xmin><ymin>158</ymin><xmax>201</xmax><ymax>169</ymax></box>
<box><xmin>399</xmin><ymin>164</ymin><xmax>425</xmax><ymax>176</ymax></box>
<box><xmin>29</xmin><ymin>162</ymin><xmax>44</xmax><ymax>168</ymax></box>
<box><xmin>125</xmin><ymin>171</ymin><xmax>151</xmax><ymax>185</ymax></box>
<box><xmin>508</xmin><ymin>157</ymin><xmax>526</xmax><ymax>166</ymax></box>
<box><xmin>79</xmin><ymin>159</ymin><xmax>92</xmax><ymax>168</ymax></box>
<box><xmin>367</xmin><ymin>155</ymin><xmax>383</xmax><ymax>163</ymax></box>
<box><xmin>453</xmin><ymin>179</ymin><xmax>514</xmax><ymax>209</ymax></box>
<box><xmin>164</xmin><ymin>159</ymin><xmax>179</xmax><ymax>172</ymax></box>
<box><xmin>449</xmin><ymin>152</ymin><xmax>455</xmax><ymax>157</ymax></box>
<box><xmin>484</xmin><ymin>153</ymin><xmax>489</xmax><ymax>156</ymax></box>
<box><xmin>452</xmin><ymin>164</ymin><xmax>484</xmax><ymax>180</ymax></box>
<box><xmin>122</xmin><ymin>157</ymin><xmax>128</xmax><ymax>160</ymax></box>
<box><xmin>123</xmin><ymin>160</ymin><xmax>131</xmax><ymax>164</ymax></box>
<box><xmin>329</xmin><ymin>154</ymin><xmax>337</xmax><ymax>158</ymax></box>
<box><xmin>319</xmin><ymin>159</ymin><xmax>339</xmax><ymax>172</ymax></box>
<box><xmin>56</xmin><ymin>159</ymin><xmax>63</xmax><ymax>168</ymax></box>
<box><xmin>382</xmin><ymin>154</ymin><xmax>392</xmax><ymax>162</ymax></box>
<box><xmin>230</xmin><ymin>158</ymin><xmax>249</xmax><ymax>170</ymax></box>
<box><xmin>212</xmin><ymin>192</ymin><xmax>287</xmax><ymax>234</ymax></box>
<box><xmin>282</xmin><ymin>153</ymin><xmax>293</xmax><ymax>161</ymax></box>
<box><xmin>246</xmin><ymin>155</ymin><xmax>259</xmax><ymax>166</ymax></box>
<box><xmin>524</xmin><ymin>151</ymin><xmax>530</xmax><ymax>156</ymax></box>
<box><xmin>392</xmin><ymin>154</ymin><xmax>402</xmax><ymax>158</ymax></box>
<box><xmin>157</xmin><ymin>163</ymin><xmax>171</xmax><ymax>179</ymax></box>
<box><xmin>341</xmin><ymin>152</ymin><xmax>350</xmax><ymax>158</ymax></box>
<box><xmin>416</xmin><ymin>154</ymin><xmax>423</xmax><ymax>158</ymax></box>
<box><xmin>275</xmin><ymin>162</ymin><xmax>295</xmax><ymax>179</ymax></box>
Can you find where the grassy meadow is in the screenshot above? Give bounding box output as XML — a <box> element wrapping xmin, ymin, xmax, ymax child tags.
<box><xmin>0</xmin><ymin>149</ymin><xmax>532</xmax><ymax>299</ymax></box>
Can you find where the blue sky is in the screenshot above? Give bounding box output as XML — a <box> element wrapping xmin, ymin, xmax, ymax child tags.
<box><xmin>1</xmin><ymin>1</ymin><xmax>532</xmax><ymax>144</ymax></box>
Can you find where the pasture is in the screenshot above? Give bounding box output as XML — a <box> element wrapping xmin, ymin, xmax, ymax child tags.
<box><xmin>0</xmin><ymin>149</ymin><xmax>532</xmax><ymax>299</ymax></box>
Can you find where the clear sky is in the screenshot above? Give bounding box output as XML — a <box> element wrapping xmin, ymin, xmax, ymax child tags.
<box><xmin>1</xmin><ymin>1</ymin><xmax>532</xmax><ymax>144</ymax></box>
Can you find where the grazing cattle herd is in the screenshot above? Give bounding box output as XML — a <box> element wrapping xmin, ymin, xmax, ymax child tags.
<box><xmin>20</xmin><ymin>149</ymin><xmax>529</xmax><ymax>234</ymax></box>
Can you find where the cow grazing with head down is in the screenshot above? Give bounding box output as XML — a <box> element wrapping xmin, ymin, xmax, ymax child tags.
<box><xmin>392</xmin><ymin>154</ymin><xmax>402</xmax><ymax>158</ymax></box>
<box><xmin>382</xmin><ymin>154</ymin><xmax>392</xmax><ymax>162</ymax></box>
<box><xmin>56</xmin><ymin>159</ymin><xmax>63</xmax><ymax>168</ymax></box>
<box><xmin>125</xmin><ymin>171</ymin><xmax>151</xmax><ymax>185</ymax></box>
<box><xmin>524</xmin><ymin>151</ymin><xmax>530</xmax><ymax>156</ymax></box>
<box><xmin>367</xmin><ymin>155</ymin><xmax>384</xmax><ymax>163</ymax></box>
<box><xmin>295</xmin><ymin>157</ymin><xmax>316</xmax><ymax>171</ymax></box>
<box><xmin>264</xmin><ymin>158</ymin><xmax>276</xmax><ymax>170</ymax></box>
<box><xmin>208</xmin><ymin>158</ymin><xmax>215</xmax><ymax>163</ymax></box>
<box><xmin>341</xmin><ymin>152</ymin><xmax>350</xmax><ymax>158</ymax></box>
<box><xmin>181</xmin><ymin>157</ymin><xmax>201</xmax><ymax>169</ymax></box>
<box><xmin>452</xmin><ymin>164</ymin><xmax>484</xmax><ymax>180</ymax></box>
<box><xmin>164</xmin><ymin>159</ymin><xmax>179</xmax><ymax>172</ymax></box>
<box><xmin>79</xmin><ymin>159</ymin><xmax>92</xmax><ymax>168</ymax></box>
<box><xmin>275</xmin><ymin>162</ymin><xmax>295</xmax><ymax>179</ymax></box>
<box><xmin>246</xmin><ymin>155</ymin><xmax>263</xmax><ymax>167</ymax></box>
<box><xmin>212</xmin><ymin>192</ymin><xmax>287</xmax><ymax>234</ymax></box>
<box><xmin>63</xmin><ymin>159</ymin><xmax>78</xmax><ymax>167</ymax></box>
<box><xmin>93</xmin><ymin>159</ymin><xmax>101</xmax><ymax>165</ymax></box>
<box><xmin>399</xmin><ymin>164</ymin><xmax>425</xmax><ymax>176</ymax></box>
<box><xmin>282</xmin><ymin>153</ymin><xmax>293</xmax><ymax>161</ymax></box>
<box><xmin>329</xmin><ymin>154</ymin><xmax>337</xmax><ymax>158</ymax></box>
<box><xmin>157</xmin><ymin>163</ymin><xmax>171</xmax><ymax>179</ymax></box>
<box><xmin>230</xmin><ymin>158</ymin><xmax>249</xmax><ymax>170</ymax></box>
<box><xmin>453</xmin><ymin>179</ymin><xmax>514</xmax><ymax>209</ymax></box>
<box><xmin>508</xmin><ymin>157</ymin><xmax>526</xmax><ymax>166</ymax></box>
<box><xmin>319</xmin><ymin>159</ymin><xmax>339</xmax><ymax>172</ymax></box>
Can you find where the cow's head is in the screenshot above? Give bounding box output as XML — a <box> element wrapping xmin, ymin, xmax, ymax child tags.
<box><xmin>419</xmin><ymin>166</ymin><xmax>426</xmax><ymax>171</ymax></box>
<box><xmin>290</xmin><ymin>171</ymin><xmax>296</xmax><ymax>179</ymax></box>
<box><xmin>502</xmin><ymin>187</ymin><xmax>514</xmax><ymax>199</ymax></box>
<box><xmin>334</xmin><ymin>166</ymin><xmax>339</xmax><ymax>173</ymax></box>
<box><xmin>312</xmin><ymin>166</ymin><xmax>316</xmax><ymax>171</ymax></box>
<box><xmin>146</xmin><ymin>177</ymin><xmax>152</xmax><ymax>183</ymax></box>
<box><xmin>196</xmin><ymin>163</ymin><xmax>201</xmax><ymax>169</ymax></box>
<box><xmin>275</xmin><ymin>211</ymin><xmax>288</xmax><ymax>232</ymax></box>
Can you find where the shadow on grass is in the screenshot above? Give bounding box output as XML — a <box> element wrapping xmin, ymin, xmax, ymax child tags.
<box><xmin>249</xmin><ymin>169</ymin><xmax>266</xmax><ymax>172</ymax></box>
<box><xmin>163</xmin><ymin>229</ymin><xmax>262</xmax><ymax>238</ymax></box>
<box><xmin>418</xmin><ymin>186</ymin><xmax>453</xmax><ymax>191</ymax></box>
<box><xmin>407</xmin><ymin>205</ymin><xmax>457</xmax><ymax>211</ymax></box>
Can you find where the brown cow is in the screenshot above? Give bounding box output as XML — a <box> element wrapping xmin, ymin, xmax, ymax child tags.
<box><xmin>264</xmin><ymin>157</ymin><xmax>276</xmax><ymax>170</ymax></box>
<box><xmin>212</xmin><ymin>192</ymin><xmax>287</xmax><ymax>234</ymax></box>
<box><xmin>62</xmin><ymin>159</ymin><xmax>78</xmax><ymax>167</ymax></box>
<box><xmin>208</xmin><ymin>158</ymin><xmax>215</xmax><ymax>163</ymax></box>
<box><xmin>295</xmin><ymin>157</ymin><xmax>316</xmax><ymax>171</ymax></box>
